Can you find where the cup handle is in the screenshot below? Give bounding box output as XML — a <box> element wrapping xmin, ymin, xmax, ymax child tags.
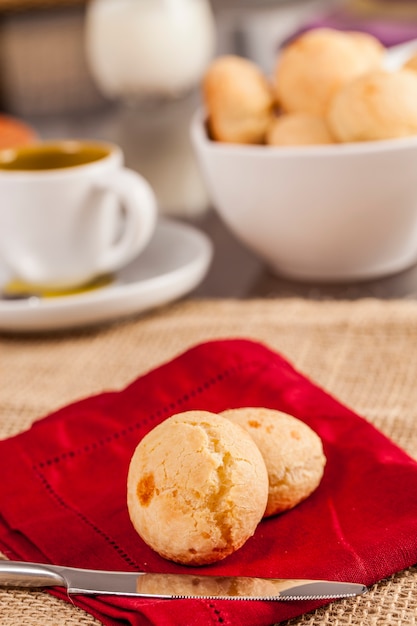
<box><xmin>93</xmin><ymin>168</ymin><xmax>157</xmax><ymax>274</ymax></box>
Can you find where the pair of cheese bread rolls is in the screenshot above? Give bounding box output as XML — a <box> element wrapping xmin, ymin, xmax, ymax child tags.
<box><xmin>127</xmin><ymin>408</ymin><xmax>325</xmax><ymax>566</ymax></box>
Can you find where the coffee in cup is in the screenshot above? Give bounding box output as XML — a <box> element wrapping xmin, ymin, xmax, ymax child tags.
<box><xmin>0</xmin><ymin>139</ymin><xmax>157</xmax><ymax>290</ymax></box>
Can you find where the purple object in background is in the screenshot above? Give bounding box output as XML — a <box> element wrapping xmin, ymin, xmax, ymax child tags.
<box><xmin>292</xmin><ymin>2</ymin><xmax>417</xmax><ymax>48</ymax></box>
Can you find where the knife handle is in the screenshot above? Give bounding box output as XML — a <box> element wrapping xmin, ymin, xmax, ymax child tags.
<box><xmin>0</xmin><ymin>560</ymin><xmax>65</xmax><ymax>588</ymax></box>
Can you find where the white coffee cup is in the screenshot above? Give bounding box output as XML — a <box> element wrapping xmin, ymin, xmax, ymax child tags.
<box><xmin>0</xmin><ymin>139</ymin><xmax>157</xmax><ymax>290</ymax></box>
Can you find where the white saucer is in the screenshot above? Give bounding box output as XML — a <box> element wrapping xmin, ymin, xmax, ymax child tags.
<box><xmin>0</xmin><ymin>218</ymin><xmax>213</xmax><ymax>332</ymax></box>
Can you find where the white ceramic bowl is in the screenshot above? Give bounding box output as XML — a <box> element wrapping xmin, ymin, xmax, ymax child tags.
<box><xmin>191</xmin><ymin>110</ymin><xmax>417</xmax><ymax>281</ymax></box>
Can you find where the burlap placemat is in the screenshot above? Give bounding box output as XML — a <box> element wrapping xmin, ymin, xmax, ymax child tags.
<box><xmin>1</xmin><ymin>297</ymin><xmax>417</xmax><ymax>626</ymax></box>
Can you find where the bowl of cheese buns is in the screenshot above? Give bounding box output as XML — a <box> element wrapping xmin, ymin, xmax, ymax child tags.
<box><xmin>192</xmin><ymin>28</ymin><xmax>417</xmax><ymax>281</ymax></box>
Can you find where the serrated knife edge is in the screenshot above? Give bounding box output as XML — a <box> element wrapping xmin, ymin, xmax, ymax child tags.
<box><xmin>0</xmin><ymin>561</ymin><xmax>368</xmax><ymax>601</ymax></box>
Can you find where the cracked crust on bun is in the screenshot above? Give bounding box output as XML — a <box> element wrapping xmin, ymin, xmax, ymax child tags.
<box><xmin>222</xmin><ymin>407</ymin><xmax>326</xmax><ymax>517</ymax></box>
<box><xmin>127</xmin><ymin>410</ymin><xmax>269</xmax><ymax>565</ymax></box>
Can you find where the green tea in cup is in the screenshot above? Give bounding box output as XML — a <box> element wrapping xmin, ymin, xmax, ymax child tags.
<box><xmin>0</xmin><ymin>140</ymin><xmax>157</xmax><ymax>290</ymax></box>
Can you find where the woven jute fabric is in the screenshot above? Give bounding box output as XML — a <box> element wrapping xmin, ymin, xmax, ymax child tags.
<box><xmin>1</xmin><ymin>297</ymin><xmax>417</xmax><ymax>626</ymax></box>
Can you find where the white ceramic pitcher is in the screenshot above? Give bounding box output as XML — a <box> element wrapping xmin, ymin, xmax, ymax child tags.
<box><xmin>85</xmin><ymin>0</ymin><xmax>216</xmax><ymax>101</ymax></box>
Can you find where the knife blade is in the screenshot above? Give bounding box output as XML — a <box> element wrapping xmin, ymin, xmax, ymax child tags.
<box><xmin>0</xmin><ymin>560</ymin><xmax>367</xmax><ymax>601</ymax></box>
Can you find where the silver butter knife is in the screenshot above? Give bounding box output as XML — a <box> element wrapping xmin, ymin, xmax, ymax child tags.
<box><xmin>0</xmin><ymin>561</ymin><xmax>367</xmax><ymax>601</ymax></box>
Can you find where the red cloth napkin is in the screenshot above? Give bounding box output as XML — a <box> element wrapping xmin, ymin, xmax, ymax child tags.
<box><xmin>1</xmin><ymin>338</ymin><xmax>417</xmax><ymax>626</ymax></box>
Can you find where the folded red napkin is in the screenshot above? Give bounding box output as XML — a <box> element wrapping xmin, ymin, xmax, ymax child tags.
<box><xmin>2</xmin><ymin>338</ymin><xmax>417</xmax><ymax>626</ymax></box>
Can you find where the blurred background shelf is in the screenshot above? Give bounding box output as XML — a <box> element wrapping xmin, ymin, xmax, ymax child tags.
<box><xmin>0</xmin><ymin>0</ymin><xmax>105</xmax><ymax>116</ymax></box>
<box><xmin>0</xmin><ymin>0</ymin><xmax>86</xmax><ymax>10</ymax></box>
<box><xmin>0</xmin><ymin>0</ymin><xmax>339</xmax><ymax>117</ymax></box>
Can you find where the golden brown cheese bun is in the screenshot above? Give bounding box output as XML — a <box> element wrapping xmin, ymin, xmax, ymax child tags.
<box><xmin>266</xmin><ymin>112</ymin><xmax>335</xmax><ymax>146</ymax></box>
<box><xmin>127</xmin><ymin>410</ymin><xmax>269</xmax><ymax>565</ymax></box>
<box><xmin>203</xmin><ymin>55</ymin><xmax>275</xmax><ymax>144</ymax></box>
<box><xmin>222</xmin><ymin>407</ymin><xmax>326</xmax><ymax>517</ymax></box>
<box><xmin>328</xmin><ymin>68</ymin><xmax>417</xmax><ymax>142</ymax></box>
<box><xmin>403</xmin><ymin>52</ymin><xmax>417</xmax><ymax>73</ymax></box>
<box><xmin>275</xmin><ymin>28</ymin><xmax>384</xmax><ymax>116</ymax></box>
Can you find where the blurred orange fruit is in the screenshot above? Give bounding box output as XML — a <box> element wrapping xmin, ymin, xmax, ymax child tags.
<box><xmin>0</xmin><ymin>114</ymin><xmax>38</xmax><ymax>149</ymax></box>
